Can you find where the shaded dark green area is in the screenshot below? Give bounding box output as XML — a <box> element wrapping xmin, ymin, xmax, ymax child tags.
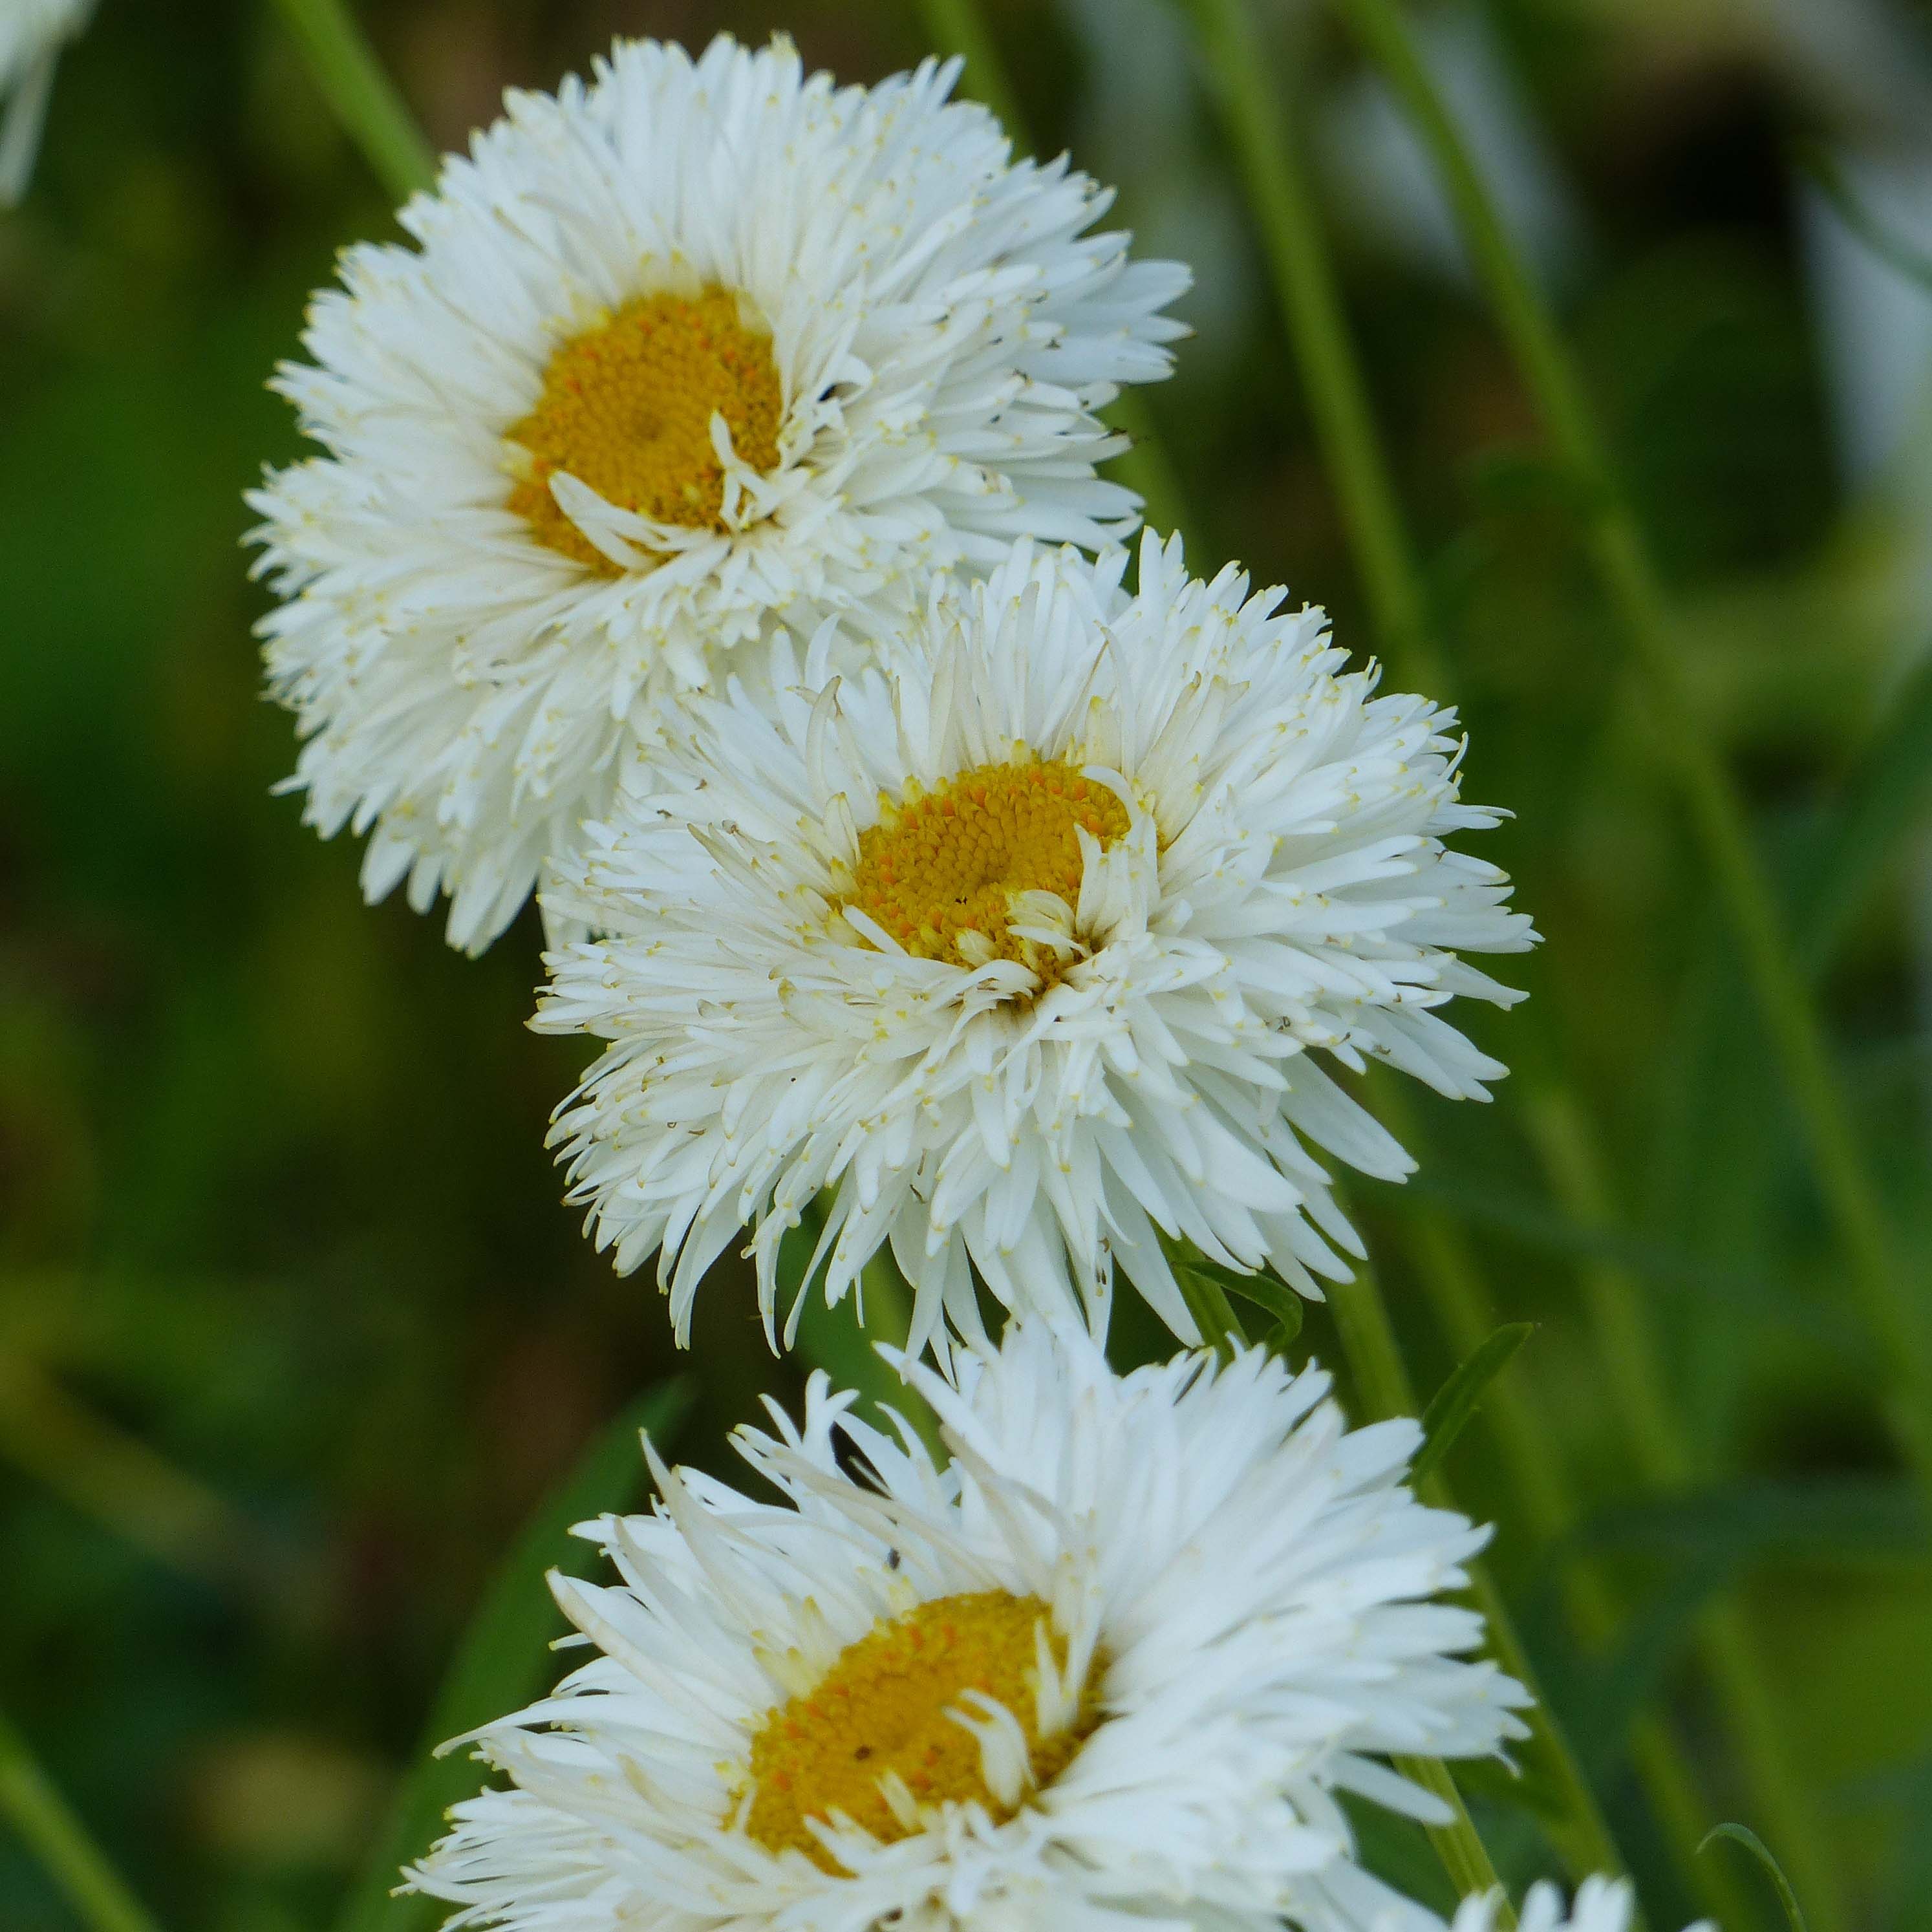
<box><xmin>1</xmin><ymin>3</ymin><xmax>1929</xmax><ymax>1930</ymax></box>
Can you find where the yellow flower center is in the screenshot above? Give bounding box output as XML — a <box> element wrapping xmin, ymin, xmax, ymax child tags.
<box><xmin>742</xmin><ymin>1589</ymin><xmax>1102</xmax><ymax>1871</ymax></box>
<box><xmin>837</xmin><ymin>758</ymin><xmax>1132</xmax><ymax>982</ymax></box>
<box><xmin>506</xmin><ymin>286</ymin><xmax>784</xmax><ymax>573</ymax></box>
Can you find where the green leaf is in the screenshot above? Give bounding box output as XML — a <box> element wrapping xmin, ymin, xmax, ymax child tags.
<box><xmin>334</xmin><ymin>1379</ymin><xmax>694</xmax><ymax>1932</ymax></box>
<box><xmin>1701</xmin><ymin>1822</ymin><xmax>1810</xmax><ymax>1932</ymax></box>
<box><xmin>1155</xmin><ymin>1234</ymin><xmax>1252</xmax><ymax>1357</ymax></box>
<box><xmin>1216</xmin><ymin>1267</ymin><xmax>1306</xmax><ymax>1336</ymax></box>
<box><xmin>1154</xmin><ymin>1234</ymin><xmax>1315</xmax><ymax>1359</ymax></box>
<box><xmin>1410</xmin><ymin>1323</ymin><xmax>1535</xmax><ymax>1488</ymax></box>
<box><xmin>1172</xmin><ymin>1262</ymin><xmax>1246</xmax><ymax>1359</ymax></box>
<box><xmin>1261</xmin><ymin>1308</ymin><xmax>1305</xmax><ymax>1359</ymax></box>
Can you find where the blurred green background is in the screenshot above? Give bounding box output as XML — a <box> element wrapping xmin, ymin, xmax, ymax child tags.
<box><xmin>3</xmin><ymin>1</ymin><xmax>1931</xmax><ymax>1929</ymax></box>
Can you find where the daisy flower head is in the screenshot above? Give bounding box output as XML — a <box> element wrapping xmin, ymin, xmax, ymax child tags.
<box><xmin>1454</xmin><ymin>1879</ymin><xmax>1707</xmax><ymax>1932</ymax></box>
<box><xmin>247</xmin><ymin>34</ymin><xmax>1189</xmax><ymax>953</ymax></box>
<box><xmin>407</xmin><ymin>1322</ymin><xmax>1529</xmax><ymax>1932</ymax></box>
<box><xmin>1</xmin><ymin>0</ymin><xmax>92</xmax><ymax>203</ymax></box>
<box><xmin>537</xmin><ymin>531</ymin><xmax>1535</xmax><ymax>1360</ymax></box>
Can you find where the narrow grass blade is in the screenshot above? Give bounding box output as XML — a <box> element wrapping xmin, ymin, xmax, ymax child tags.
<box><xmin>1411</xmin><ymin>1324</ymin><xmax>1534</xmax><ymax>1488</ymax></box>
<box><xmin>334</xmin><ymin>1379</ymin><xmax>694</xmax><ymax>1932</ymax></box>
<box><xmin>0</xmin><ymin>1348</ymin><xmax>260</xmax><ymax>1589</ymax></box>
<box><xmin>1178</xmin><ymin>0</ymin><xmax>1443</xmax><ymax>689</ymax></box>
<box><xmin>1701</xmin><ymin>1824</ymin><xmax>1810</xmax><ymax>1932</ymax></box>
<box><xmin>0</xmin><ymin>1705</ymin><xmax>164</xmax><ymax>1932</ymax></box>
<box><xmin>1578</xmin><ymin>1476</ymin><xmax>1924</xmax><ymax>1571</ymax></box>
<box><xmin>910</xmin><ymin>0</ymin><xmax>1026</xmax><ymax>141</ymax></box>
<box><xmin>1333</xmin><ymin>0</ymin><xmax>1930</xmax><ymax>1532</ymax></box>
<box><xmin>1216</xmin><ymin>1265</ymin><xmax>1306</xmax><ymax>1340</ymax></box>
<box><xmin>268</xmin><ymin>0</ymin><xmax>436</xmax><ymax>202</ymax></box>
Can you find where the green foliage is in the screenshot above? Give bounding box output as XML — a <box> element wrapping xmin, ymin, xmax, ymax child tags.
<box><xmin>1701</xmin><ymin>1824</ymin><xmax>1810</xmax><ymax>1932</ymax></box>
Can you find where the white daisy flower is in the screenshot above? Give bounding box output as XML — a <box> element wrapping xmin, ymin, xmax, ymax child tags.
<box><xmin>537</xmin><ymin>533</ymin><xmax>1534</xmax><ymax>1358</ymax></box>
<box><xmin>407</xmin><ymin>1322</ymin><xmax>1528</xmax><ymax>1932</ymax></box>
<box><xmin>1452</xmin><ymin>1878</ymin><xmax>1705</xmax><ymax>1932</ymax></box>
<box><xmin>1</xmin><ymin>0</ymin><xmax>92</xmax><ymax>204</ymax></box>
<box><xmin>246</xmin><ymin>33</ymin><xmax>1188</xmax><ymax>952</ymax></box>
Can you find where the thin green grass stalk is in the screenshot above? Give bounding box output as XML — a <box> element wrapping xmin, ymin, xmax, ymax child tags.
<box><xmin>268</xmin><ymin>0</ymin><xmax>435</xmax><ymax>202</ymax></box>
<box><xmin>1525</xmin><ymin>1091</ymin><xmax>1849</xmax><ymax>1932</ymax></box>
<box><xmin>1175</xmin><ymin>0</ymin><xmax>1853</xmax><ymax>1905</ymax></box>
<box><xmin>1389</xmin><ymin>1207</ymin><xmax>1759</xmax><ymax>1931</ymax></box>
<box><xmin>1379</xmin><ymin>1073</ymin><xmax>1814</xmax><ymax>1932</ymax></box>
<box><xmin>1169</xmin><ymin>0</ymin><xmax>1639</xmax><ymax>1886</ymax></box>
<box><xmin>1402</xmin><ymin>1755</ymin><xmax>1511</xmax><ymax>1915</ymax></box>
<box><xmin>0</xmin><ymin>1705</ymin><xmax>163</xmax><ymax>1932</ymax></box>
<box><xmin>1175</xmin><ymin>0</ymin><xmax>1444</xmax><ymax>692</ymax></box>
<box><xmin>1330</xmin><ymin>0</ymin><xmax>1932</xmax><ymax>1508</ymax></box>
<box><xmin>1326</xmin><ymin>1261</ymin><xmax>1632</xmax><ymax>1893</ymax></box>
<box><xmin>911</xmin><ymin>0</ymin><xmax>1027</xmax><ymax>133</ymax></box>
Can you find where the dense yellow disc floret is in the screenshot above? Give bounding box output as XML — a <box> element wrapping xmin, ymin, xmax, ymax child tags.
<box><xmin>837</xmin><ymin>758</ymin><xmax>1132</xmax><ymax>979</ymax></box>
<box><xmin>506</xmin><ymin>287</ymin><xmax>784</xmax><ymax>572</ymax></box>
<box><xmin>742</xmin><ymin>1589</ymin><xmax>1102</xmax><ymax>1871</ymax></box>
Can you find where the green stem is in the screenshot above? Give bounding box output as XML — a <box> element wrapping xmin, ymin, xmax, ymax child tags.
<box><xmin>1175</xmin><ymin>0</ymin><xmax>1443</xmax><ymax>692</ymax></box>
<box><xmin>1169</xmin><ymin>0</ymin><xmax>1630</xmax><ymax>1881</ymax></box>
<box><xmin>919</xmin><ymin>0</ymin><xmax>1611</xmax><ymax>1895</ymax></box>
<box><xmin>857</xmin><ymin>1250</ymin><xmax>949</xmax><ymax>1463</ymax></box>
<box><xmin>1399</xmin><ymin>1754</ymin><xmax>1511</xmax><ymax>1915</ymax></box>
<box><xmin>268</xmin><ymin>0</ymin><xmax>435</xmax><ymax>202</ymax></box>
<box><xmin>0</xmin><ymin>1706</ymin><xmax>163</xmax><ymax>1932</ymax></box>
<box><xmin>1327</xmin><ymin>1260</ymin><xmax>1635</xmax><ymax>1895</ymax></box>
<box><xmin>1330</xmin><ymin>0</ymin><xmax>1932</xmax><ymax>1508</ymax></box>
<box><xmin>1373</xmin><ymin>1062</ymin><xmax>1818</xmax><ymax>1930</ymax></box>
